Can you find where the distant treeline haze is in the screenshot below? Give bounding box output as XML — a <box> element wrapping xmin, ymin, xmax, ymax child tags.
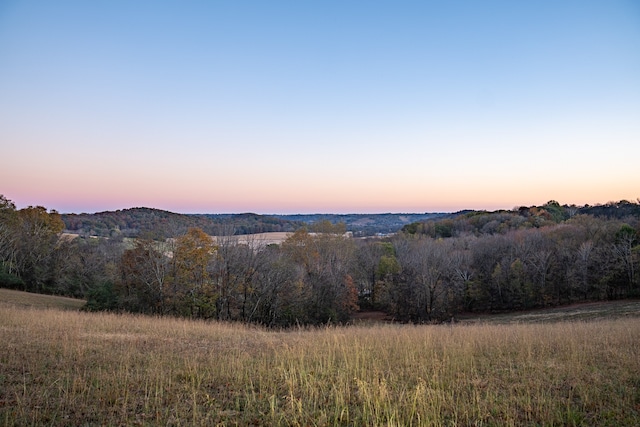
<box><xmin>1</xmin><ymin>196</ymin><xmax>639</xmax><ymax>326</ymax></box>
<box><xmin>61</xmin><ymin>208</ymin><xmax>442</xmax><ymax>238</ymax></box>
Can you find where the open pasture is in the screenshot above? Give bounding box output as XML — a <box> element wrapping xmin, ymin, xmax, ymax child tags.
<box><xmin>1</xmin><ymin>296</ymin><xmax>639</xmax><ymax>426</ymax></box>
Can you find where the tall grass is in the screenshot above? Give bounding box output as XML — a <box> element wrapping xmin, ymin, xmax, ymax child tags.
<box><xmin>1</xmin><ymin>305</ymin><xmax>639</xmax><ymax>426</ymax></box>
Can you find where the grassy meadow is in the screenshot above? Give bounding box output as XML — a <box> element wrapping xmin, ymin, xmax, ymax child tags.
<box><xmin>1</xmin><ymin>291</ymin><xmax>639</xmax><ymax>426</ymax></box>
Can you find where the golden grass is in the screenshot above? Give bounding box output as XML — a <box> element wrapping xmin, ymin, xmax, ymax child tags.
<box><xmin>1</xmin><ymin>304</ymin><xmax>639</xmax><ymax>426</ymax></box>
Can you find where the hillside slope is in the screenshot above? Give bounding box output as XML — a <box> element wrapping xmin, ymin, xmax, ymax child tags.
<box><xmin>62</xmin><ymin>208</ymin><xmax>302</xmax><ymax>238</ymax></box>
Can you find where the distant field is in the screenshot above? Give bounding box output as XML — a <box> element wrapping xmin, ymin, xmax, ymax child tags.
<box><xmin>62</xmin><ymin>231</ymin><xmax>293</xmax><ymax>246</ymax></box>
<box><xmin>211</xmin><ymin>231</ymin><xmax>292</xmax><ymax>246</ymax></box>
<box><xmin>1</xmin><ymin>291</ymin><xmax>639</xmax><ymax>426</ymax></box>
<box><xmin>0</xmin><ymin>288</ymin><xmax>85</xmax><ymax>310</ymax></box>
<box><xmin>458</xmin><ymin>299</ymin><xmax>640</xmax><ymax>324</ymax></box>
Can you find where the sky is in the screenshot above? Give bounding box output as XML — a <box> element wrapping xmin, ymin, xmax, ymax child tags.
<box><xmin>1</xmin><ymin>1</ymin><xmax>639</xmax><ymax>214</ymax></box>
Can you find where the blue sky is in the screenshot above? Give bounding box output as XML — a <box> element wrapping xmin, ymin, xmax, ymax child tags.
<box><xmin>1</xmin><ymin>1</ymin><xmax>639</xmax><ymax>213</ymax></box>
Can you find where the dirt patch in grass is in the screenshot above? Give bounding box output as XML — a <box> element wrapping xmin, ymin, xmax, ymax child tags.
<box><xmin>351</xmin><ymin>310</ymin><xmax>394</xmax><ymax>325</ymax></box>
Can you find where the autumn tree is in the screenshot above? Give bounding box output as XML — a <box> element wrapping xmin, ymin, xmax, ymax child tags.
<box><xmin>0</xmin><ymin>196</ymin><xmax>21</xmax><ymax>287</ymax></box>
<box><xmin>248</xmin><ymin>245</ymin><xmax>305</xmax><ymax>326</ymax></box>
<box><xmin>373</xmin><ymin>242</ymin><xmax>401</xmax><ymax>310</ymax></box>
<box><xmin>383</xmin><ymin>236</ymin><xmax>414</xmax><ymax>320</ymax></box>
<box><xmin>282</xmin><ymin>223</ymin><xmax>357</xmax><ymax>323</ymax></box>
<box><xmin>169</xmin><ymin>227</ymin><xmax>216</xmax><ymax>317</ymax></box>
<box><xmin>450</xmin><ymin>236</ymin><xmax>476</xmax><ymax>311</ymax></box>
<box><xmin>209</xmin><ymin>226</ymin><xmax>257</xmax><ymax>321</ymax></box>
<box><xmin>209</xmin><ymin>231</ymin><xmax>269</xmax><ymax>321</ymax></box>
<box><xmin>613</xmin><ymin>224</ymin><xmax>638</xmax><ymax>293</ymax></box>
<box><xmin>119</xmin><ymin>238</ymin><xmax>170</xmax><ymax>313</ymax></box>
<box><xmin>234</xmin><ymin>239</ymin><xmax>263</xmax><ymax>321</ymax></box>
<box><xmin>352</xmin><ymin>239</ymin><xmax>392</xmax><ymax>309</ymax></box>
<box><xmin>70</xmin><ymin>236</ymin><xmax>124</xmax><ymax>309</ymax></box>
<box><xmin>468</xmin><ymin>234</ymin><xmax>511</xmax><ymax>310</ymax></box>
<box><xmin>10</xmin><ymin>206</ymin><xmax>65</xmax><ymax>292</ymax></box>
<box><xmin>395</xmin><ymin>236</ymin><xmax>456</xmax><ymax>321</ymax></box>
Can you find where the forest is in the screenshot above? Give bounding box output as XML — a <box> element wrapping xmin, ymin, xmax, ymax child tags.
<box><xmin>62</xmin><ymin>208</ymin><xmax>302</xmax><ymax>238</ymax></box>
<box><xmin>62</xmin><ymin>209</ymin><xmax>444</xmax><ymax>238</ymax></box>
<box><xmin>1</xmin><ymin>195</ymin><xmax>638</xmax><ymax>326</ymax></box>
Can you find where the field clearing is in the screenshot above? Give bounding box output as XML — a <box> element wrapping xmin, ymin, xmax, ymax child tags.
<box><xmin>210</xmin><ymin>232</ymin><xmax>292</xmax><ymax>247</ymax></box>
<box><xmin>0</xmin><ymin>288</ymin><xmax>86</xmax><ymax>311</ymax></box>
<box><xmin>1</xmin><ymin>295</ymin><xmax>639</xmax><ymax>425</ymax></box>
<box><xmin>61</xmin><ymin>231</ymin><xmax>294</xmax><ymax>250</ymax></box>
<box><xmin>458</xmin><ymin>299</ymin><xmax>640</xmax><ymax>324</ymax></box>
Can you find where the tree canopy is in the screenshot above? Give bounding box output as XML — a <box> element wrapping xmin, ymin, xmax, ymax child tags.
<box><xmin>2</xmin><ymin>195</ymin><xmax>639</xmax><ymax>326</ymax></box>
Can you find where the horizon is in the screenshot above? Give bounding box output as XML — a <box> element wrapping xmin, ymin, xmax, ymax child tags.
<box><xmin>2</xmin><ymin>1</ymin><xmax>639</xmax><ymax>214</ymax></box>
<box><xmin>3</xmin><ymin>191</ymin><xmax>639</xmax><ymax>216</ymax></box>
<box><xmin>4</xmin><ymin>195</ymin><xmax>636</xmax><ymax>217</ymax></box>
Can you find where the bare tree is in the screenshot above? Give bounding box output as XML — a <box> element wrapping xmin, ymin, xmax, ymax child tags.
<box><xmin>395</xmin><ymin>236</ymin><xmax>455</xmax><ymax>321</ymax></box>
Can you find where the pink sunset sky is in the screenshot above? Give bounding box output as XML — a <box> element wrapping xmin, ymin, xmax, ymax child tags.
<box><xmin>1</xmin><ymin>1</ymin><xmax>639</xmax><ymax>214</ymax></box>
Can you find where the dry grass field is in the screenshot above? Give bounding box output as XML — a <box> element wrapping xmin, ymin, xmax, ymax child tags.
<box><xmin>1</xmin><ymin>291</ymin><xmax>639</xmax><ymax>426</ymax></box>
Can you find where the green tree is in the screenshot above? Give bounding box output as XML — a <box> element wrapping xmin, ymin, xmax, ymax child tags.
<box><xmin>542</xmin><ymin>200</ymin><xmax>566</xmax><ymax>223</ymax></box>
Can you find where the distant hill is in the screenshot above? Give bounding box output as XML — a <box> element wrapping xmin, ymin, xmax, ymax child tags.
<box><xmin>579</xmin><ymin>200</ymin><xmax>640</xmax><ymax>219</ymax></box>
<box><xmin>62</xmin><ymin>208</ymin><xmax>303</xmax><ymax>239</ymax></box>
<box><xmin>64</xmin><ymin>201</ymin><xmax>639</xmax><ymax>240</ymax></box>
<box><xmin>401</xmin><ymin>200</ymin><xmax>640</xmax><ymax>238</ymax></box>
<box><xmin>272</xmin><ymin>213</ymin><xmax>449</xmax><ymax>236</ymax></box>
<box><xmin>61</xmin><ymin>209</ymin><xmax>449</xmax><ymax>238</ymax></box>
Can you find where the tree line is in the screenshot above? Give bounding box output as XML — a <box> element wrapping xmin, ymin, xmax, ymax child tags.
<box><xmin>62</xmin><ymin>208</ymin><xmax>301</xmax><ymax>239</ymax></box>
<box><xmin>1</xmin><ymin>195</ymin><xmax>638</xmax><ymax>326</ymax></box>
